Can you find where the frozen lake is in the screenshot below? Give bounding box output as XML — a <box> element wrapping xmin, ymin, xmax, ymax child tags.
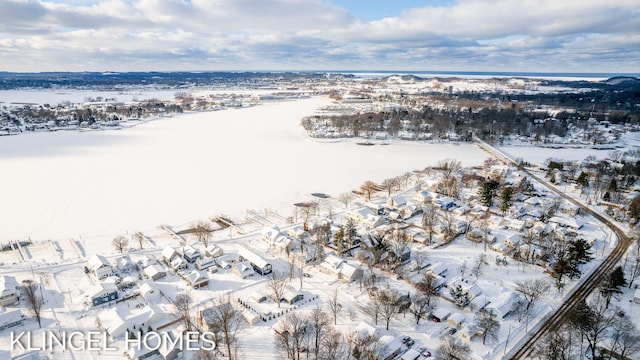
<box><xmin>0</xmin><ymin>96</ymin><xmax>490</xmax><ymax>243</ymax></box>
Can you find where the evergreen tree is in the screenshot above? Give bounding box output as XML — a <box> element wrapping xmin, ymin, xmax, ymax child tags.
<box><xmin>478</xmin><ymin>179</ymin><xmax>499</xmax><ymax>206</ymax></box>
<box><xmin>500</xmin><ymin>186</ymin><xmax>514</xmax><ymax>215</ymax></box>
<box><xmin>600</xmin><ymin>265</ymin><xmax>627</xmax><ymax>308</ymax></box>
<box><xmin>576</xmin><ymin>171</ymin><xmax>589</xmax><ymax>188</ymax></box>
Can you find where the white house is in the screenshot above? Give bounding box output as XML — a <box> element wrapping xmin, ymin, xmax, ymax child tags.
<box><xmin>414</xmin><ymin>189</ymin><xmax>435</xmax><ymax>204</ymax></box>
<box><xmin>139</xmin><ymin>280</ymin><xmax>160</xmax><ymax>303</ymax></box>
<box><xmin>195</xmin><ymin>256</ymin><xmax>216</xmax><ymax>270</ymax></box>
<box><xmin>0</xmin><ymin>275</ymin><xmax>19</xmax><ymax>307</ymax></box>
<box><xmin>205</xmin><ymin>244</ymin><xmax>224</xmax><ymax>258</ymax></box>
<box><xmin>233</xmin><ymin>261</ymin><xmax>255</xmax><ymax>280</ymax></box>
<box><xmin>143</xmin><ymin>263</ymin><xmax>166</xmax><ymax>281</ymax></box>
<box><xmin>179</xmin><ymin>245</ymin><xmax>202</xmax><ymax>263</ymax></box>
<box><xmin>487</xmin><ymin>291</ymin><xmax>520</xmax><ymax>319</ymax></box>
<box><xmin>387</xmin><ymin>195</ymin><xmax>408</xmax><ymax>209</ymax></box>
<box><xmin>238</xmin><ymin>248</ymin><xmax>272</xmax><ymax>275</ymax></box>
<box><xmin>114</xmin><ymin>255</ymin><xmax>136</xmax><ymax>273</ymax></box>
<box><xmin>186</xmin><ymin>271</ymin><xmax>208</xmax><ymax>288</ymax></box>
<box><xmin>86</xmin><ymin>283</ymin><xmax>119</xmax><ymax>307</ymax></box>
<box><xmin>88</xmin><ymin>254</ymin><xmax>113</xmax><ymax>280</ymax></box>
<box><xmin>447</xmin><ymin>313</ymin><xmax>466</xmax><ymax>329</ymax></box>
<box><xmin>162</xmin><ymin>246</ymin><xmax>178</xmax><ymax>262</ymax></box>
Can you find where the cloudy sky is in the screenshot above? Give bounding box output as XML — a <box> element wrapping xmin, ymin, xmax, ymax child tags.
<box><xmin>1</xmin><ymin>0</ymin><xmax>639</xmax><ymax>73</ymax></box>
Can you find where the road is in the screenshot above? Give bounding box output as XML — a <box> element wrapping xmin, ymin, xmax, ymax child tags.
<box><xmin>475</xmin><ymin>138</ymin><xmax>633</xmax><ymax>359</ymax></box>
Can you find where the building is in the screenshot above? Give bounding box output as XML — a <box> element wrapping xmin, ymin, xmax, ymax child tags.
<box><xmin>143</xmin><ymin>263</ymin><xmax>167</xmax><ymax>281</ymax></box>
<box><xmin>237</xmin><ymin>248</ymin><xmax>272</xmax><ymax>275</ymax></box>
<box><xmin>186</xmin><ymin>271</ymin><xmax>209</xmax><ymax>289</ymax></box>
<box><xmin>179</xmin><ymin>245</ymin><xmax>202</xmax><ymax>263</ymax></box>
<box><xmin>281</xmin><ymin>288</ymin><xmax>304</xmax><ymax>305</ymax></box>
<box><xmin>86</xmin><ymin>283</ymin><xmax>118</xmax><ymax>307</ymax></box>
<box><xmin>0</xmin><ymin>309</ymin><xmax>24</xmax><ymax>331</ymax></box>
<box><xmin>88</xmin><ymin>254</ymin><xmax>113</xmax><ymax>280</ymax></box>
<box><xmin>162</xmin><ymin>246</ymin><xmax>178</xmax><ymax>262</ymax></box>
<box><xmin>0</xmin><ymin>275</ymin><xmax>19</xmax><ymax>307</ymax></box>
<box><xmin>195</xmin><ymin>256</ymin><xmax>216</xmax><ymax>270</ymax></box>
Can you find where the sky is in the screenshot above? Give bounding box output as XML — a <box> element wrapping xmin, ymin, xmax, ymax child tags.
<box><xmin>0</xmin><ymin>0</ymin><xmax>639</xmax><ymax>73</ymax></box>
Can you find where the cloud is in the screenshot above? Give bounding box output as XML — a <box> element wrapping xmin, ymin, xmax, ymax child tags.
<box><xmin>0</xmin><ymin>0</ymin><xmax>638</xmax><ymax>72</ymax></box>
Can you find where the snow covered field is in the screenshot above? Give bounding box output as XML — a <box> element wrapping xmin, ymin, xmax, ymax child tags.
<box><xmin>0</xmin><ymin>96</ymin><xmax>489</xmax><ymax>244</ymax></box>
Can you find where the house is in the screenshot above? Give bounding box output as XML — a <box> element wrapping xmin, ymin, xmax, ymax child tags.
<box><xmin>114</xmin><ymin>255</ymin><xmax>136</xmax><ymax>273</ymax></box>
<box><xmin>505</xmin><ymin>234</ymin><xmax>521</xmax><ymax>248</ymax></box>
<box><xmin>413</xmin><ymin>189</ymin><xmax>434</xmax><ymax>204</ymax></box>
<box><xmin>387</xmin><ymin>196</ymin><xmax>408</xmax><ymax>209</ymax></box>
<box><xmin>179</xmin><ymin>245</ymin><xmax>202</xmax><ymax>263</ymax></box>
<box><xmin>487</xmin><ymin>291</ymin><xmax>520</xmax><ymax>319</ymax></box>
<box><xmin>100</xmin><ymin>304</ymin><xmax>167</xmax><ymax>340</ymax></box>
<box><xmin>427</xmin><ymin>262</ymin><xmax>448</xmax><ymax>277</ymax></box>
<box><xmin>233</xmin><ymin>261</ymin><xmax>255</xmax><ymax>280</ymax></box>
<box><xmin>243</xmin><ymin>310</ymin><xmax>261</xmax><ymax>325</ymax></box>
<box><xmin>400</xmin><ymin>348</ymin><xmax>422</xmax><ymax>360</ymax></box>
<box><xmin>139</xmin><ymin>280</ymin><xmax>160</xmax><ymax>303</ymax></box>
<box><xmin>458</xmin><ymin>324</ymin><xmax>478</xmax><ymax>342</ymax></box>
<box><xmin>400</xmin><ymin>204</ymin><xmax>422</xmax><ymax>219</ymax></box>
<box><xmin>88</xmin><ymin>254</ymin><xmax>113</xmax><ymax>280</ymax></box>
<box><xmin>507</xmin><ymin>219</ymin><xmax>526</xmax><ymax>232</ymax></box>
<box><xmin>205</xmin><ymin>244</ymin><xmax>224</xmax><ymax>258</ymax></box>
<box><xmin>162</xmin><ymin>246</ymin><xmax>178</xmax><ymax>262</ymax></box>
<box><xmin>0</xmin><ymin>275</ymin><xmax>19</xmax><ymax>307</ymax></box>
<box><xmin>143</xmin><ymin>263</ymin><xmax>167</xmax><ymax>281</ymax></box>
<box><xmin>186</xmin><ymin>271</ymin><xmax>208</xmax><ymax>288</ymax></box>
<box><xmin>430</xmin><ymin>308</ymin><xmax>451</xmax><ymax>322</ymax></box>
<box><xmin>158</xmin><ymin>329</ymin><xmax>183</xmax><ymax>360</ymax></box>
<box><xmin>447</xmin><ymin>313</ymin><xmax>466</xmax><ymax>329</ymax></box>
<box><xmin>462</xmin><ymin>283</ymin><xmax>483</xmax><ymax>300</ymax></box>
<box><xmin>170</xmin><ymin>257</ymin><xmax>187</xmax><ymax>271</ymax></box>
<box><xmin>86</xmin><ymin>283</ymin><xmax>119</xmax><ymax>307</ymax></box>
<box><xmin>470</xmin><ymin>295</ymin><xmax>491</xmax><ymax>311</ymax></box>
<box><xmin>250</xmin><ymin>290</ymin><xmax>268</xmax><ymax>303</ymax></box>
<box><xmin>261</xmin><ymin>226</ymin><xmax>294</xmax><ymax>251</ymax></box>
<box><xmin>339</xmin><ymin>263</ymin><xmax>364</xmax><ymax>282</ymax></box>
<box><xmin>548</xmin><ymin>216</ymin><xmax>584</xmax><ymax>230</ymax></box>
<box><xmin>281</xmin><ymin>287</ymin><xmax>304</xmax><ymax>305</ymax></box>
<box><xmin>237</xmin><ymin>248</ymin><xmax>272</xmax><ymax>275</ymax></box>
<box><xmin>364</xmin><ymin>202</ymin><xmax>386</xmax><ymax>216</ymax></box>
<box><xmin>195</xmin><ymin>256</ymin><xmax>216</xmax><ymax>270</ymax></box>
<box><xmin>491</xmin><ymin>242</ymin><xmax>508</xmax><ymax>254</ymax></box>
<box><xmin>379</xmin><ymin>335</ymin><xmax>404</xmax><ymax>360</ymax></box>
<box><xmin>0</xmin><ymin>309</ymin><xmax>24</xmax><ymax>331</ymax></box>
<box><xmin>435</xmin><ymin>197</ymin><xmax>456</xmax><ymax>210</ymax></box>
<box><xmin>560</xmin><ymin>203</ymin><xmax>580</xmax><ymax>216</ymax></box>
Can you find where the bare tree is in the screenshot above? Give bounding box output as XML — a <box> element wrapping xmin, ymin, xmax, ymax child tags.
<box><xmin>414</xmin><ymin>272</ymin><xmax>439</xmax><ymax>308</ymax></box>
<box><xmin>193</xmin><ymin>221</ymin><xmax>214</xmax><ymax>247</ymax></box>
<box><xmin>409</xmin><ymin>294</ymin><xmax>429</xmax><ymax>325</ymax></box>
<box><xmin>379</xmin><ymin>289</ymin><xmax>399</xmax><ymax>330</ymax></box>
<box><xmin>471</xmin><ymin>253</ymin><xmax>487</xmax><ymax>281</ymax></box>
<box><xmin>133</xmin><ymin>232</ymin><xmax>145</xmax><ymax>250</ymax></box>
<box><xmin>389</xmin><ymin>228</ymin><xmax>411</xmax><ymax>267</ymax></box>
<box><xmin>203</xmin><ymin>297</ymin><xmax>245</xmax><ymax>360</ymax></box>
<box><xmin>412</xmin><ymin>251</ymin><xmax>429</xmax><ymax>273</ymax></box>
<box><xmin>360</xmin><ymin>180</ymin><xmax>377</xmax><ymax>201</ymax></box>
<box><xmin>628</xmin><ymin>255</ymin><xmax>640</xmax><ymax>288</ymax></box>
<box><xmin>346</xmin><ymin>329</ymin><xmax>384</xmax><ymax>360</ymax></box>
<box><xmin>534</xmin><ymin>327</ymin><xmax>572</xmax><ymax>360</ymax></box>
<box><xmin>328</xmin><ymin>289</ymin><xmax>341</xmax><ymax>325</ymax></box>
<box><xmin>515</xmin><ymin>278</ymin><xmax>550</xmax><ymax>315</ymax></box>
<box><xmin>607</xmin><ymin>315</ymin><xmax>640</xmax><ymax>360</ymax></box>
<box><xmin>112</xmin><ymin>235</ymin><xmax>129</xmax><ymax>253</ymax></box>
<box><xmin>22</xmin><ymin>279</ymin><xmax>43</xmax><ymax>328</ymax></box>
<box><xmin>268</xmin><ymin>271</ymin><xmax>288</xmax><ymax>308</ymax></box>
<box><xmin>475</xmin><ymin>310</ymin><xmax>500</xmax><ymax>345</ymax></box>
<box><xmin>364</xmin><ymin>298</ymin><xmax>382</xmax><ymax>326</ymax></box>
<box><xmin>308</xmin><ymin>306</ymin><xmax>330</xmax><ymax>358</ymax></box>
<box><xmin>437</xmin><ymin>334</ymin><xmax>471</xmax><ymax>360</ymax></box>
<box><xmin>338</xmin><ymin>192</ymin><xmax>354</xmax><ymax>209</ymax></box>
<box><xmin>421</xmin><ymin>202</ymin><xmax>439</xmax><ymax>244</ymax></box>
<box><xmin>440</xmin><ymin>210</ymin><xmax>457</xmax><ymax>243</ymax></box>
<box><xmin>174</xmin><ymin>292</ymin><xmax>195</xmax><ymax>331</ymax></box>
<box><xmin>274</xmin><ymin>313</ymin><xmax>309</xmax><ymax>360</ymax></box>
<box><xmin>319</xmin><ymin>328</ymin><xmax>348</xmax><ymax>360</ymax></box>
<box><xmin>382</xmin><ymin>178</ymin><xmax>397</xmax><ymax>197</ymax></box>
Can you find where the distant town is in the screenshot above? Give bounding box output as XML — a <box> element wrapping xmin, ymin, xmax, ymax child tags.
<box><xmin>1</xmin><ymin>72</ymin><xmax>640</xmax><ymax>360</ymax></box>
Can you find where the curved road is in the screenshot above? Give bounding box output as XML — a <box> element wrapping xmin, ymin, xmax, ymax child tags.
<box><xmin>475</xmin><ymin>139</ymin><xmax>633</xmax><ymax>359</ymax></box>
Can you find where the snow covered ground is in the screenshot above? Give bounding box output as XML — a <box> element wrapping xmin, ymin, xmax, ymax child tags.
<box><xmin>0</xmin><ymin>96</ymin><xmax>488</xmax><ymax>245</ymax></box>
